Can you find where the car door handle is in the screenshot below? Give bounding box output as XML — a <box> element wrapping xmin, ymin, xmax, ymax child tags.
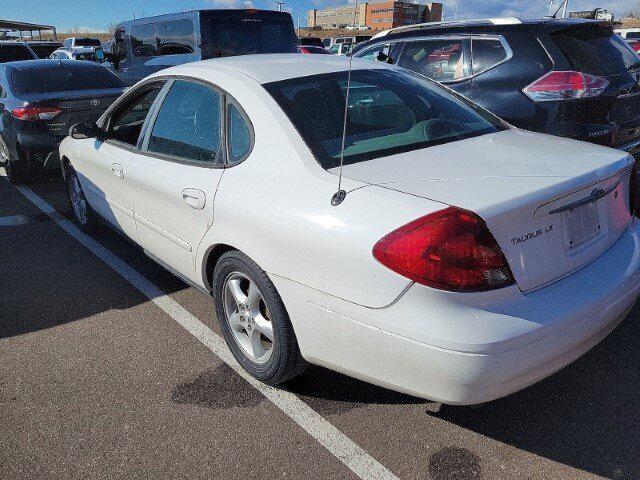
<box><xmin>181</xmin><ymin>188</ymin><xmax>206</xmax><ymax>210</ymax></box>
<box><xmin>110</xmin><ymin>163</ymin><xmax>124</xmax><ymax>179</ymax></box>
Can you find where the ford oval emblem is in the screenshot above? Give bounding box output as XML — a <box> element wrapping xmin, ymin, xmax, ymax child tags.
<box><xmin>90</xmin><ymin>99</ymin><xmax>101</xmax><ymax>107</ymax></box>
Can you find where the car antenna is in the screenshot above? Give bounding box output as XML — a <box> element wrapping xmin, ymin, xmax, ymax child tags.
<box><xmin>331</xmin><ymin>0</ymin><xmax>359</xmax><ymax>206</ymax></box>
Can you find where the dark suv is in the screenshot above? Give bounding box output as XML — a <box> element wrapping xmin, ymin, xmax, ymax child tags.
<box><xmin>352</xmin><ymin>18</ymin><xmax>640</xmax><ymax>152</ymax></box>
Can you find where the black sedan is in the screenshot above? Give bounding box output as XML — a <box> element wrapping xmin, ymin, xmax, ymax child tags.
<box><xmin>0</xmin><ymin>60</ymin><xmax>126</xmax><ymax>184</ymax></box>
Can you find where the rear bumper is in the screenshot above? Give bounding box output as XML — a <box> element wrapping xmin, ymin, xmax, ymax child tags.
<box><xmin>275</xmin><ymin>219</ymin><xmax>640</xmax><ymax>404</ymax></box>
<box><xmin>17</xmin><ymin>132</ymin><xmax>64</xmax><ymax>153</ymax></box>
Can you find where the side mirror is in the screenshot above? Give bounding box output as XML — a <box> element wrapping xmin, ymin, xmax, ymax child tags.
<box><xmin>70</xmin><ymin>122</ymin><xmax>102</xmax><ymax>140</ymax></box>
<box><xmin>376</xmin><ymin>52</ymin><xmax>393</xmax><ymax>64</ymax></box>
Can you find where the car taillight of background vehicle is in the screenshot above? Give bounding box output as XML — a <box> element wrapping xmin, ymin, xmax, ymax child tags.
<box><xmin>11</xmin><ymin>106</ymin><xmax>62</xmax><ymax>121</ymax></box>
<box><xmin>523</xmin><ymin>71</ymin><xmax>609</xmax><ymax>102</ymax></box>
<box><xmin>630</xmin><ymin>164</ymin><xmax>639</xmax><ymax>218</ymax></box>
<box><xmin>629</xmin><ymin>40</ymin><xmax>640</xmax><ymax>53</ymax></box>
<box><xmin>372</xmin><ymin>207</ymin><xmax>515</xmax><ymax>292</ymax></box>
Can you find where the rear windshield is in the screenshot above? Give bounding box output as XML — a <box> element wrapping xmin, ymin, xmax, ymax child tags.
<box><xmin>552</xmin><ymin>27</ymin><xmax>638</xmax><ymax>76</ymax></box>
<box><xmin>75</xmin><ymin>38</ymin><xmax>101</xmax><ymax>47</ymax></box>
<box><xmin>265</xmin><ymin>69</ymin><xmax>505</xmax><ymax>169</ymax></box>
<box><xmin>28</xmin><ymin>44</ymin><xmax>60</xmax><ymax>58</ymax></box>
<box><xmin>11</xmin><ymin>64</ymin><xmax>125</xmax><ymax>94</ymax></box>
<box><xmin>0</xmin><ymin>45</ymin><xmax>36</xmax><ymax>63</ymax></box>
<box><xmin>203</xmin><ymin>13</ymin><xmax>297</xmax><ymax>57</ymax></box>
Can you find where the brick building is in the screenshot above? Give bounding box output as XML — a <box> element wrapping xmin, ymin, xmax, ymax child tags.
<box><xmin>307</xmin><ymin>1</ymin><xmax>443</xmax><ymax>30</ymax></box>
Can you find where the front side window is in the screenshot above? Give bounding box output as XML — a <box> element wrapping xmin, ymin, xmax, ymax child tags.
<box><xmin>131</xmin><ymin>23</ymin><xmax>157</xmax><ymax>58</ymax></box>
<box><xmin>357</xmin><ymin>43</ymin><xmax>392</xmax><ymax>62</ymax></box>
<box><xmin>399</xmin><ymin>39</ymin><xmax>471</xmax><ymax>83</ymax></box>
<box><xmin>227</xmin><ymin>103</ymin><xmax>252</xmax><ymax>164</ymax></box>
<box><xmin>108</xmin><ymin>86</ymin><xmax>163</xmax><ymax>146</ymax></box>
<box><xmin>471</xmin><ymin>38</ymin><xmax>508</xmax><ymax>75</ymax></box>
<box><xmin>147</xmin><ymin>80</ymin><xmax>222</xmax><ymax>164</ymax></box>
<box><xmin>265</xmin><ymin>69</ymin><xmax>505</xmax><ymax>169</ymax></box>
<box><xmin>158</xmin><ymin>19</ymin><xmax>195</xmax><ymax>55</ymax></box>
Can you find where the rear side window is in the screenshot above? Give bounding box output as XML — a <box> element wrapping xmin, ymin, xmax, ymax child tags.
<box><xmin>158</xmin><ymin>19</ymin><xmax>195</xmax><ymax>55</ymax></box>
<box><xmin>10</xmin><ymin>65</ymin><xmax>125</xmax><ymax>94</ymax></box>
<box><xmin>148</xmin><ymin>80</ymin><xmax>222</xmax><ymax>164</ymax></box>
<box><xmin>399</xmin><ymin>39</ymin><xmax>471</xmax><ymax>83</ymax></box>
<box><xmin>627</xmin><ymin>32</ymin><xmax>640</xmax><ymax>39</ymax></box>
<box><xmin>472</xmin><ymin>39</ymin><xmax>508</xmax><ymax>75</ymax></box>
<box><xmin>552</xmin><ymin>28</ymin><xmax>638</xmax><ymax>76</ymax></box>
<box><xmin>227</xmin><ymin>103</ymin><xmax>252</xmax><ymax>164</ymax></box>
<box><xmin>0</xmin><ymin>45</ymin><xmax>36</xmax><ymax>63</ymax></box>
<box><xmin>131</xmin><ymin>23</ymin><xmax>157</xmax><ymax>57</ymax></box>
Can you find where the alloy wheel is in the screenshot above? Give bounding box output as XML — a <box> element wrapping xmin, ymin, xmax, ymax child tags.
<box><xmin>223</xmin><ymin>271</ymin><xmax>274</xmax><ymax>364</ymax></box>
<box><xmin>68</xmin><ymin>174</ymin><xmax>88</xmax><ymax>225</ymax></box>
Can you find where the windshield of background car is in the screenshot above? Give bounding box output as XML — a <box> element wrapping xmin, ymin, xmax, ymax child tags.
<box><xmin>552</xmin><ymin>26</ymin><xmax>639</xmax><ymax>75</ymax></box>
<box><xmin>264</xmin><ymin>68</ymin><xmax>506</xmax><ymax>169</ymax></box>
<box><xmin>75</xmin><ymin>38</ymin><xmax>101</xmax><ymax>47</ymax></box>
<box><xmin>0</xmin><ymin>45</ymin><xmax>36</xmax><ymax>63</ymax></box>
<box><xmin>203</xmin><ymin>13</ymin><xmax>297</xmax><ymax>57</ymax></box>
<box><xmin>11</xmin><ymin>64</ymin><xmax>126</xmax><ymax>94</ymax></box>
<box><xmin>28</xmin><ymin>44</ymin><xmax>60</xmax><ymax>58</ymax></box>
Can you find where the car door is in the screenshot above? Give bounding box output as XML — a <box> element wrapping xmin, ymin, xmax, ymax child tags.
<box><xmin>397</xmin><ymin>37</ymin><xmax>473</xmax><ymax>98</ymax></box>
<box><xmin>128</xmin><ymin>78</ymin><xmax>225</xmax><ymax>280</ymax></box>
<box><xmin>75</xmin><ymin>81</ymin><xmax>166</xmax><ymax>240</ymax></box>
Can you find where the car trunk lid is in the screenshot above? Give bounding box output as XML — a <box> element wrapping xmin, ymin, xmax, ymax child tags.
<box><xmin>22</xmin><ymin>89</ymin><xmax>122</xmax><ymax>136</ymax></box>
<box><xmin>332</xmin><ymin>129</ymin><xmax>635</xmax><ymax>292</ymax></box>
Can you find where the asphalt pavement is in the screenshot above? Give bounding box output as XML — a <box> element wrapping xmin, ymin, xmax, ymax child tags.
<box><xmin>2</xmin><ymin>170</ymin><xmax>640</xmax><ymax>480</ymax></box>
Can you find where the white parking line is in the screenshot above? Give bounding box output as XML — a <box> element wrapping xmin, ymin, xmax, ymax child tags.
<box><xmin>0</xmin><ymin>214</ymin><xmax>32</xmax><ymax>227</ymax></box>
<box><xmin>13</xmin><ymin>182</ymin><xmax>400</xmax><ymax>480</ymax></box>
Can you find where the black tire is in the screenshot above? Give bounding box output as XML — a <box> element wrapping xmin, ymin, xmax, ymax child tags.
<box><xmin>64</xmin><ymin>166</ymin><xmax>97</xmax><ymax>232</ymax></box>
<box><xmin>213</xmin><ymin>250</ymin><xmax>306</xmax><ymax>385</ymax></box>
<box><xmin>1</xmin><ymin>139</ymin><xmax>30</xmax><ymax>185</ymax></box>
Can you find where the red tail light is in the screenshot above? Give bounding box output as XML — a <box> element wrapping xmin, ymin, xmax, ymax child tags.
<box><xmin>11</xmin><ymin>106</ymin><xmax>62</xmax><ymax>121</ymax></box>
<box><xmin>523</xmin><ymin>71</ymin><xmax>609</xmax><ymax>102</ymax></box>
<box><xmin>373</xmin><ymin>207</ymin><xmax>515</xmax><ymax>292</ymax></box>
<box><xmin>630</xmin><ymin>164</ymin><xmax>639</xmax><ymax>218</ymax></box>
<box><xmin>298</xmin><ymin>46</ymin><xmax>310</xmax><ymax>54</ymax></box>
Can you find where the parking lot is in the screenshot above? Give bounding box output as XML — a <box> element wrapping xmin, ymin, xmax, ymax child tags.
<box><xmin>0</xmin><ymin>169</ymin><xmax>639</xmax><ymax>480</ymax></box>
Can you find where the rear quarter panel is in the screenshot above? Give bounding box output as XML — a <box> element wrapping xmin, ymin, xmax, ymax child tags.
<box><xmin>185</xmin><ymin>67</ymin><xmax>444</xmax><ymax>308</ymax></box>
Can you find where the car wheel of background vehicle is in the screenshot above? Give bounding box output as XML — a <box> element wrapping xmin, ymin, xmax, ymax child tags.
<box><xmin>213</xmin><ymin>250</ymin><xmax>307</xmax><ymax>385</ymax></box>
<box><xmin>65</xmin><ymin>167</ymin><xmax>96</xmax><ymax>232</ymax></box>
<box><xmin>0</xmin><ymin>139</ymin><xmax>30</xmax><ymax>185</ymax></box>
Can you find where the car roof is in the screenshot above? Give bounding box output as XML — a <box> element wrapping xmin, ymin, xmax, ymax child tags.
<box><xmin>0</xmin><ymin>40</ymin><xmax>30</xmax><ymax>46</ymax></box>
<box><xmin>3</xmin><ymin>59</ymin><xmax>101</xmax><ymax>71</ymax></box>
<box><xmin>117</xmin><ymin>8</ymin><xmax>291</xmax><ymax>28</ymax></box>
<box><xmin>167</xmin><ymin>53</ymin><xmax>391</xmax><ymax>84</ymax></box>
<box><xmin>369</xmin><ymin>16</ymin><xmax>614</xmax><ymax>41</ymax></box>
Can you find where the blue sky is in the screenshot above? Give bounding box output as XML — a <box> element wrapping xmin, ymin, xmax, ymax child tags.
<box><xmin>0</xmin><ymin>0</ymin><xmax>636</xmax><ymax>31</ymax></box>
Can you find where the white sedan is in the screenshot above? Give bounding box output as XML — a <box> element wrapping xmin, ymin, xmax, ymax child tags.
<box><xmin>59</xmin><ymin>55</ymin><xmax>640</xmax><ymax>405</ymax></box>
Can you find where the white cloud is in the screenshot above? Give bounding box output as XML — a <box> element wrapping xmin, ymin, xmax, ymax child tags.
<box><xmin>440</xmin><ymin>0</ymin><xmax>638</xmax><ymax>20</ymax></box>
<box><xmin>205</xmin><ymin>0</ymin><xmax>255</xmax><ymax>8</ymax></box>
<box><xmin>309</xmin><ymin>0</ymin><xmax>638</xmax><ymax>19</ymax></box>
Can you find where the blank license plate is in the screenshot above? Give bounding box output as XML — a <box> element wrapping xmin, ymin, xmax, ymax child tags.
<box><xmin>564</xmin><ymin>202</ymin><xmax>601</xmax><ymax>251</ymax></box>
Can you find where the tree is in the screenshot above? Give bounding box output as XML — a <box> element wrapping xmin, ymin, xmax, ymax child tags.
<box><xmin>625</xmin><ymin>0</ymin><xmax>640</xmax><ymax>18</ymax></box>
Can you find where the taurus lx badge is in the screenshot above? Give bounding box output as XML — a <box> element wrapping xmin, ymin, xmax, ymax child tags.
<box><xmin>511</xmin><ymin>224</ymin><xmax>554</xmax><ymax>246</ymax></box>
